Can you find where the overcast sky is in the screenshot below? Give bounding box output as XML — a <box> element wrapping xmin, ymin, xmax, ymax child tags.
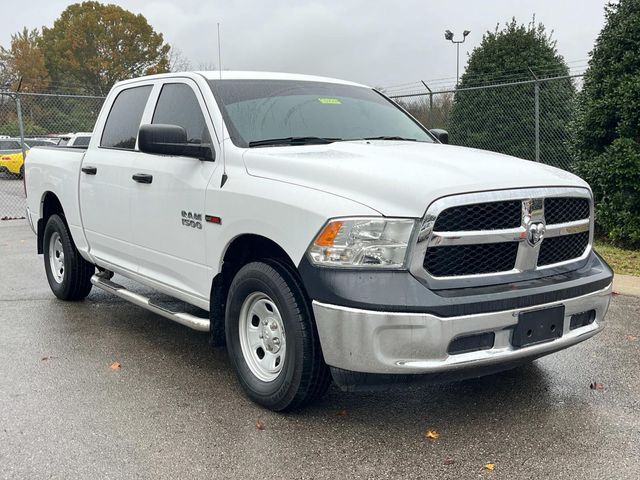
<box><xmin>1</xmin><ymin>0</ymin><xmax>608</xmax><ymax>89</ymax></box>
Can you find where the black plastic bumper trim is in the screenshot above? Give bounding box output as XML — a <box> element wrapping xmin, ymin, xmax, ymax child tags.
<box><xmin>298</xmin><ymin>252</ymin><xmax>613</xmax><ymax>318</ymax></box>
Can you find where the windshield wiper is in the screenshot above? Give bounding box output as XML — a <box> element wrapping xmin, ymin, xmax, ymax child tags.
<box><xmin>248</xmin><ymin>136</ymin><xmax>343</xmax><ymax>147</ymax></box>
<box><xmin>360</xmin><ymin>136</ymin><xmax>418</xmax><ymax>141</ymax></box>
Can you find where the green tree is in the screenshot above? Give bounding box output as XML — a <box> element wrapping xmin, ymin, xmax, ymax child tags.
<box><xmin>572</xmin><ymin>0</ymin><xmax>640</xmax><ymax>246</ymax></box>
<box><xmin>448</xmin><ymin>19</ymin><xmax>575</xmax><ymax>168</ymax></box>
<box><xmin>41</xmin><ymin>1</ymin><xmax>170</xmax><ymax>94</ymax></box>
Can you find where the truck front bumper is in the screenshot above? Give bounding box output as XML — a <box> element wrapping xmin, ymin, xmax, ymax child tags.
<box><xmin>312</xmin><ymin>283</ymin><xmax>612</xmax><ymax>376</ymax></box>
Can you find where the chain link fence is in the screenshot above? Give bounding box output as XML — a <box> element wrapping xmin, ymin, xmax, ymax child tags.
<box><xmin>391</xmin><ymin>74</ymin><xmax>582</xmax><ymax>171</ymax></box>
<box><xmin>1</xmin><ymin>76</ymin><xmax>581</xmax><ymax>219</ymax></box>
<box><xmin>0</xmin><ymin>92</ymin><xmax>105</xmax><ymax>219</ymax></box>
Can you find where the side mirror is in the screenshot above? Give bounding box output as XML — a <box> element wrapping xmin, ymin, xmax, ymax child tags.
<box><xmin>429</xmin><ymin>128</ymin><xmax>449</xmax><ymax>144</ymax></box>
<box><xmin>138</xmin><ymin>124</ymin><xmax>214</xmax><ymax>161</ymax></box>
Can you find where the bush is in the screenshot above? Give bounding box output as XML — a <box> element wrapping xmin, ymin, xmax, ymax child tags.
<box><xmin>571</xmin><ymin>0</ymin><xmax>640</xmax><ymax>246</ymax></box>
<box><xmin>574</xmin><ymin>138</ymin><xmax>640</xmax><ymax>246</ymax></box>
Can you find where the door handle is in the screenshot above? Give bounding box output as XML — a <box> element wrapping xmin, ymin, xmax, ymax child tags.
<box><xmin>81</xmin><ymin>166</ymin><xmax>97</xmax><ymax>175</ymax></box>
<box><xmin>132</xmin><ymin>173</ymin><xmax>153</xmax><ymax>184</ymax></box>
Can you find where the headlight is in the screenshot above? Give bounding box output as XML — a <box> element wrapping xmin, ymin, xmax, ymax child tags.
<box><xmin>307</xmin><ymin>217</ymin><xmax>417</xmax><ymax>268</ymax></box>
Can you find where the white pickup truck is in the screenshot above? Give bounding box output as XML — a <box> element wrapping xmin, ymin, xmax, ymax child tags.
<box><xmin>25</xmin><ymin>71</ymin><xmax>613</xmax><ymax>411</ymax></box>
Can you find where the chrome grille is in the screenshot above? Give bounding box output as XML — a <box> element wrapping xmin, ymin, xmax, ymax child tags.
<box><xmin>413</xmin><ymin>188</ymin><xmax>592</xmax><ymax>281</ymax></box>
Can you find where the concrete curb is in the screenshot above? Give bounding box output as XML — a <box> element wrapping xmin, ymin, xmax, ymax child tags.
<box><xmin>613</xmin><ymin>274</ymin><xmax>640</xmax><ymax>297</ymax></box>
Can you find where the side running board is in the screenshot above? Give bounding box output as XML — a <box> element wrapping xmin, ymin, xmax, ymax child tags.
<box><xmin>90</xmin><ymin>274</ymin><xmax>210</xmax><ymax>332</ymax></box>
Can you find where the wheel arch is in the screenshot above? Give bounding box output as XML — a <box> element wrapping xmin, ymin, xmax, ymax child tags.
<box><xmin>37</xmin><ymin>191</ymin><xmax>65</xmax><ymax>254</ymax></box>
<box><xmin>208</xmin><ymin>233</ymin><xmax>306</xmax><ymax>347</ymax></box>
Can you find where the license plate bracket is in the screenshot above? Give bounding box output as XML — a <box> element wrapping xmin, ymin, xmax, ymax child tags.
<box><xmin>512</xmin><ymin>305</ymin><xmax>565</xmax><ymax>348</ymax></box>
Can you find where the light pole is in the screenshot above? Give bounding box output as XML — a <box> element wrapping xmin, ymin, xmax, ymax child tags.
<box><xmin>444</xmin><ymin>29</ymin><xmax>470</xmax><ymax>87</ymax></box>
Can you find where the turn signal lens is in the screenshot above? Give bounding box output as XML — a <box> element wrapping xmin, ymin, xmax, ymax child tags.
<box><xmin>308</xmin><ymin>217</ymin><xmax>416</xmax><ymax>268</ymax></box>
<box><xmin>315</xmin><ymin>221</ymin><xmax>344</xmax><ymax>246</ymax></box>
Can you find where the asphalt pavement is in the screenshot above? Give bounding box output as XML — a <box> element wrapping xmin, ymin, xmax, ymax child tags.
<box><xmin>1</xmin><ymin>220</ymin><xmax>639</xmax><ymax>479</ymax></box>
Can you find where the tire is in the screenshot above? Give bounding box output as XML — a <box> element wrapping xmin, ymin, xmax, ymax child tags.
<box><xmin>11</xmin><ymin>165</ymin><xmax>23</xmax><ymax>180</ymax></box>
<box><xmin>225</xmin><ymin>260</ymin><xmax>331</xmax><ymax>411</ymax></box>
<box><xmin>43</xmin><ymin>214</ymin><xmax>94</xmax><ymax>300</ymax></box>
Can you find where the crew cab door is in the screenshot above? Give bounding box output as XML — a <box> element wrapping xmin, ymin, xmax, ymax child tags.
<box><xmin>130</xmin><ymin>80</ymin><xmax>219</xmax><ymax>299</ymax></box>
<box><xmin>79</xmin><ymin>84</ymin><xmax>153</xmax><ymax>272</ymax></box>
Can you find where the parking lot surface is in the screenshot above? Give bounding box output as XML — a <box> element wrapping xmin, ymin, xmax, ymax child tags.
<box><xmin>1</xmin><ymin>220</ymin><xmax>639</xmax><ymax>479</ymax></box>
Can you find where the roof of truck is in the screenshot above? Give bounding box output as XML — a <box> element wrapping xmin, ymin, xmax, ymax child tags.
<box><xmin>198</xmin><ymin>71</ymin><xmax>368</xmax><ymax>88</ymax></box>
<box><xmin>116</xmin><ymin>71</ymin><xmax>369</xmax><ymax>89</ymax></box>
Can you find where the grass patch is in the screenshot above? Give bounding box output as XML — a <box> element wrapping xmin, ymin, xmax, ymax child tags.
<box><xmin>594</xmin><ymin>240</ymin><xmax>640</xmax><ymax>276</ymax></box>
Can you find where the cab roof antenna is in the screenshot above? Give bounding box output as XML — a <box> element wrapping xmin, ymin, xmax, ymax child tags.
<box><xmin>218</xmin><ymin>22</ymin><xmax>228</xmax><ymax>188</ymax></box>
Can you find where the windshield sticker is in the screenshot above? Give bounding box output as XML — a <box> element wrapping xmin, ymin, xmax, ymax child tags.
<box><xmin>318</xmin><ymin>98</ymin><xmax>342</xmax><ymax>105</ymax></box>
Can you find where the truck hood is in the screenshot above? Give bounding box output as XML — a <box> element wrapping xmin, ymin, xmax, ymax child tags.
<box><xmin>242</xmin><ymin>141</ymin><xmax>589</xmax><ymax>217</ymax></box>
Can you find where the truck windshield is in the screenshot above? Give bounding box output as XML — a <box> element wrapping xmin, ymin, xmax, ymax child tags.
<box><xmin>208</xmin><ymin>79</ymin><xmax>434</xmax><ymax>148</ymax></box>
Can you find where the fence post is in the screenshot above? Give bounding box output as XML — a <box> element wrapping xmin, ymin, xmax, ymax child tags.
<box><xmin>421</xmin><ymin>81</ymin><xmax>433</xmax><ymax>128</ymax></box>
<box><xmin>534</xmin><ymin>81</ymin><xmax>540</xmax><ymax>162</ymax></box>
<box><xmin>528</xmin><ymin>68</ymin><xmax>540</xmax><ymax>162</ymax></box>
<box><xmin>15</xmin><ymin>94</ymin><xmax>27</xmax><ymax>164</ymax></box>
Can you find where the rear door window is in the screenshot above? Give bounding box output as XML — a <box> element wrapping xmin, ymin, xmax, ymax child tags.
<box><xmin>101</xmin><ymin>85</ymin><xmax>152</xmax><ymax>149</ymax></box>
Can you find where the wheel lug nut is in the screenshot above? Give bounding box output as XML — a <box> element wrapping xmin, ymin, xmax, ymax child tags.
<box><xmin>270</xmin><ymin>323</ymin><xmax>278</xmax><ymax>331</ymax></box>
<box><xmin>262</xmin><ymin>319</ymin><xmax>268</xmax><ymax>325</ymax></box>
<box><xmin>273</xmin><ymin>337</ymin><xmax>280</xmax><ymax>345</ymax></box>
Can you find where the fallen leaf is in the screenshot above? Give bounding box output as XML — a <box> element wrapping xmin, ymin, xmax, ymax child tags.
<box><xmin>255</xmin><ymin>419</ymin><xmax>265</xmax><ymax>430</ymax></box>
<box><xmin>424</xmin><ymin>430</ymin><xmax>440</xmax><ymax>439</ymax></box>
<box><xmin>110</xmin><ymin>362</ymin><xmax>121</xmax><ymax>370</ymax></box>
<box><xmin>590</xmin><ymin>382</ymin><xmax>604</xmax><ymax>390</ymax></box>
<box><xmin>484</xmin><ymin>463</ymin><xmax>495</xmax><ymax>471</ymax></box>
<box><xmin>624</xmin><ymin>335</ymin><xmax>639</xmax><ymax>341</ymax></box>
<box><xmin>612</xmin><ymin>291</ymin><xmax>620</xmax><ymax>296</ymax></box>
<box><xmin>443</xmin><ymin>457</ymin><xmax>455</xmax><ymax>465</ymax></box>
<box><xmin>336</xmin><ymin>410</ymin><xmax>348</xmax><ymax>417</ymax></box>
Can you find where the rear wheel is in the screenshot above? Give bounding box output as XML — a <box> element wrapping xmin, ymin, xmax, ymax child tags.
<box><xmin>225</xmin><ymin>260</ymin><xmax>330</xmax><ymax>411</ymax></box>
<box><xmin>43</xmin><ymin>214</ymin><xmax>94</xmax><ymax>300</ymax></box>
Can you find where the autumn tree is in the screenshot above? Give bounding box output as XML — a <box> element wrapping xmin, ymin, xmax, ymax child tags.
<box><xmin>0</xmin><ymin>28</ymin><xmax>50</xmax><ymax>92</ymax></box>
<box><xmin>41</xmin><ymin>1</ymin><xmax>170</xmax><ymax>94</ymax></box>
<box><xmin>0</xmin><ymin>28</ymin><xmax>50</xmax><ymax>137</ymax></box>
<box><xmin>168</xmin><ymin>48</ymin><xmax>192</xmax><ymax>72</ymax></box>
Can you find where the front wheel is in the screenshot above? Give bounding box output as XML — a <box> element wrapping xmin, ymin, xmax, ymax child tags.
<box><xmin>225</xmin><ymin>260</ymin><xmax>330</xmax><ymax>411</ymax></box>
<box><xmin>43</xmin><ymin>214</ymin><xmax>94</xmax><ymax>300</ymax></box>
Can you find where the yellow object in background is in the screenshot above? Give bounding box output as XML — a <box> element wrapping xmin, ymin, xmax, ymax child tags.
<box><xmin>0</xmin><ymin>139</ymin><xmax>28</xmax><ymax>176</ymax></box>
